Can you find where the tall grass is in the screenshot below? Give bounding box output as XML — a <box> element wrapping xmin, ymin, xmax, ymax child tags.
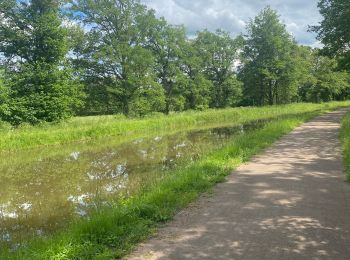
<box><xmin>1</xmin><ymin>101</ymin><xmax>350</xmax><ymax>151</ymax></box>
<box><xmin>341</xmin><ymin>112</ymin><xmax>350</xmax><ymax>181</ymax></box>
<box><xmin>0</xmin><ymin>110</ymin><xmax>332</xmax><ymax>259</ymax></box>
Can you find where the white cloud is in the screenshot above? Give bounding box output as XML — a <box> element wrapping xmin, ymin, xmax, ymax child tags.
<box><xmin>141</xmin><ymin>0</ymin><xmax>322</xmax><ymax>46</ymax></box>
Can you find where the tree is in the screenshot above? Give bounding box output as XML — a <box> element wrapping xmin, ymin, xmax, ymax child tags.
<box><xmin>294</xmin><ymin>46</ymin><xmax>319</xmax><ymax>102</ymax></box>
<box><xmin>147</xmin><ymin>21</ymin><xmax>189</xmax><ymax>113</ymax></box>
<box><xmin>312</xmin><ymin>0</ymin><xmax>350</xmax><ymax>70</ymax></box>
<box><xmin>70</xmin><ymin>0</ymin><xmax>165</xmax><ymax>117</ymax></box>
<box><xmin>173</xmin><ymin>33</ymin><xmax>213</xmax><ymax>111</ymax></box>
<box><xmin>183</xmin><ymin>73</ymin><xmax>213</xmax><ymax>111</ymax></box>
<box><xmin>303</xmin><ymin>54</ymin><xmax>350</xmax><ymax>102</ymax></box>
<box><xmin>240</xmin><ymin>7</ymin><xmax>298</xmax><ymax>106</ymax></box>
<box><xmin>194</xmin><ymin>30</ymin><xmax>243</xmax><ymax>108</ymax></box>
<box><xmin>0</xmin><ymin>0</ymin><xmax>83</xmax><ymax>125</ymax></box>
<box><xmin>146</xmin><ymin>21</ymin><xmax>214</xmax><ymax>112</ymax></box>
<box><xmin>0</xmin><ymin>69</ymin><xmax>10</xmax><ymax>120</ymax></box>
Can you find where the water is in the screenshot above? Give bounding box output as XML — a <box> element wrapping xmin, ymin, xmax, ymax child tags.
<box><xmin>0</xmin><ymin>120</ymin><xmax>267</xmax><ymax>248</ymax></box>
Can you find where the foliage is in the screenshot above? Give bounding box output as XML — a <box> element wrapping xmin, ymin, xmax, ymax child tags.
<box><xmin>69</xmin><ymin>0</ymin><xmax>165</xmax><ymax>117</ymax></box>
<box><xmin>341</xmin><ymin>112</ymin><xmax>350</xmax><ymax>181</ymax></box>
<box><xmin>0</xmin><ymin>0</ymin><xmax>84</xmax><ymax>125</ymax></box>
<box><xmin>69</xmin><ymin>1</ymin><xmax>221</xmax><ymax>116</ymax></box>
<box><xmin>195</xmin><ymin>30</ymin><xmax>243</xmax><ymax>108</ymax></box>
<box><xmin>147</xmin><ymin>22</ymin><xmax>189</xmax><ymax>113</ymax></box>
<box><xmin>184</xmin><ymin>74</ymin><xmax>213</xmax><ymax>110</ymax></box>
<box><xmin>297</xmin><ymin>48</ymin><xmax>350</xmax><ymax>102</ymax></box>
<box><xmin>0</xmin><ymin>70</ymin><xmax>10</xmax><ymax>119</ymax></box>
<box><xmin>312</xmin><ymin>0</ymin><xmax>350</xmax><ymax>70</ymax></box>
<box><xmin>306</xmin><ymin>57</ymin><xmax>350</xmax><ymax>102</ymax></box>
<box><xmin>0</xmin><ymin>1</ymin><xmax>349</xmax><ymax>122</ymax></box>
<box><xmin>240</xmin><ymin>7</ymin><xmax>298</xmax><ymax>106</ymax></box>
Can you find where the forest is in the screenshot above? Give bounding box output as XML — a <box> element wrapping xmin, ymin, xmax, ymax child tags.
<box><xmin>1</xmin><ymin>0</ymin><xmax>350</xmax><ymax>126</ymax></box>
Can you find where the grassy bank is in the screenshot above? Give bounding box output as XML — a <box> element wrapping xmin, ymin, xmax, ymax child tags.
<box><xmin>1</xmin><ymin>109</ymin><xmax>332</xmax><ymax>259</ymax></box>
<box><xmin>341</xmin><ymin>112</ymin><xmax>350</xmax><ymax>181</ymax></box>
<box><xmin>1</xmin><ymin>101</ymin><xmax>350</xmax><ymax>151</ymax></box>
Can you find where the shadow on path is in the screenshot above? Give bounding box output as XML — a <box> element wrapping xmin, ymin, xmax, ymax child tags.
<box><xmin>128</xmin><ymin>109</ymin><xmax>350</xmax><ymax>260</ymax></box>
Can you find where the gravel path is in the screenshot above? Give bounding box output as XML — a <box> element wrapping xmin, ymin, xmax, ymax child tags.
<box><xmin>127</xmin><ymin>109</ymin><xmax>350</xmax><ymax>260</ymax></box>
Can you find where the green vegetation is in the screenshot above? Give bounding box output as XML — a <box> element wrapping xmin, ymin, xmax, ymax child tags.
<box><xmin>297</xmin><ymin>49</ymin><xmax>350</xmax><ymax>103</ymax></box>
<box><xmin>341</xmin><ymin>112</ymin><xmax>350</xmax><ymax>181</ymax></box>
<box><xmin>312</xmin><ymin>0</ymin><xmax>350</xmax><ymax>70</ymax></box>
<box><xmin>1</xmin><ymin>108</ymin><xmax>331</xmax><ymax>259</ymax></box>
<box><xmin>1</xmin><ymin>102</ymin><xmax>350</xmax><ymax>151</ymax></box>
<box><xmin>240</xmin><ymin>7</ymin><xmax>299</xmax><ymax>105</ymax></box>
<box><xmin>194</xmin><ymin>30</ymin><xmax>243</xmax><ymax>108</ymax></box>
<box><xmin>1</xmin><ymin>1</ymin><xmax>350</xmax><ymax>125</ymax></box>
<box><xmin>0</xmin><ymin>0</ymin><xmax>84</xmax><ymax>125</ymax></box>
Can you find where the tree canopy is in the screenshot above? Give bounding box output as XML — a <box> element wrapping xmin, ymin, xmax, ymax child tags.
<box><xmin>239</xmin><ymin>7</ymin><xmax>299</xmax><ymax>106</ymax></box>
<box><xmin>0</xmin><ymin>0</ymin><xmax>349</xmax><ymax>125</ymax></box>
<box><xmin>0</xmin><ymin>0</ymin><xmax>84</xmax><ymax>125</ymax></box>
<box><xmin>312</xmin><ymin>0</ymin><xmax>350</xmax><ymax>70</ymax></box>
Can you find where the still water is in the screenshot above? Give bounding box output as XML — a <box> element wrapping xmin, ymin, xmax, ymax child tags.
<box><xmin>0</xmin><ymin>120</ymin><xmax>267</xmax><ymax>248</ymax></box>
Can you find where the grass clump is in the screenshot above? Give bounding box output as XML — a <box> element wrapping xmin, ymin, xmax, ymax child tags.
<box><xmin>1</xmin><ymin>101</ymin><xmax>350</xmax><ymax>151</ymax></box>
<box><xmin>1</xmin><ymin>111</ymin><xmax>323</xmax><ymax>259</ymax></box>
<box><xmin>341</xmin><ymin>112</ymin><xmax>350</xmax><ymax>181</ymax></box>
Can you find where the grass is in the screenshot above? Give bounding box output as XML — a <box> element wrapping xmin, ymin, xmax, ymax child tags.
<box><xmin>341</xmin><ymin>112</ymin><xmax>350</xmax><ymax>182</ymax></box>
<box><xmin>1</xmin><ymin>108</ymin><xmax>339</xmax><ymax>260</ymax></box>
<box><xmin>1</xmin><ymin>101</ymin><xmax>350</xmax><ymax>151</ymax></box>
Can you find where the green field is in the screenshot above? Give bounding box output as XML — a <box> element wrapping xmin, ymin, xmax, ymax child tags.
<box><xmin>2</xmin><ymin>101</ymin><xmax>350</xmax><ymax>151</ymax></box>
<box><xmin>2</xmin><ymin>102</ymin><xmax>350</xmax><ymax>259</ymax></box>
<box><xmin>341</xmin><ymin>112</ymin><xmax>350</xmax><ymax>181</ymax></box>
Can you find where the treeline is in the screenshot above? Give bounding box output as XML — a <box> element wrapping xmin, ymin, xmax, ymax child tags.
<box><xmin>0</xmin><ymin>0</ymin><xmax>349</xmax><ymax>125</ymax></box>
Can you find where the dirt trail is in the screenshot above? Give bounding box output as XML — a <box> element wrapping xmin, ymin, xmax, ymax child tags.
<box><xmin>127</xmin><ymin>109</ymin><xmax>350</xmax><ymax>260</ymax></box>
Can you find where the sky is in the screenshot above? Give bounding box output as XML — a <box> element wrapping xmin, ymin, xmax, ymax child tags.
<box><xmin>141</xmin><ymin>0</ymin><xmax>322</xmax><ymax>47</ymax></box>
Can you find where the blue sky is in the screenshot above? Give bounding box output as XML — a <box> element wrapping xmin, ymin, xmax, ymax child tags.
<box><xmin>141</xmin><ymin>0</ymin><xmax>322</xmax><ymax>47</ymax></box>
